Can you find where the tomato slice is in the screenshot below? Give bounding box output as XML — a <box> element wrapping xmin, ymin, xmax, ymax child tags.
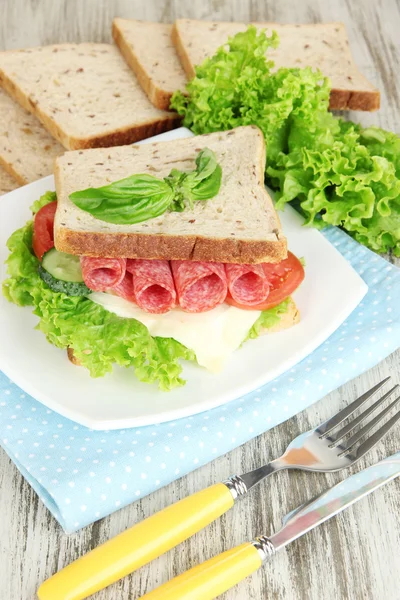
<box><xmin>225</xmin><ymin>251</ymin><xmax>304</xmax><ymax>311</ymax></box>
<box><xmin>32</xmin><ymin>201</ymin><xmax>57</xmax><ymax>261</ymax></box>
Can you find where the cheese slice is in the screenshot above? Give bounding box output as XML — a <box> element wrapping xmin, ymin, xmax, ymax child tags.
<box><xmin>89</xmin><ymin>293</ymin><xmax>261</xmax><ymax>373</ymax></box>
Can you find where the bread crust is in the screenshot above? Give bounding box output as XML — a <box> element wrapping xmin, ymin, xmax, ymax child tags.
<box><xmin>0</xmin><ymin>155</ymin><xmax>26</xmax><ymax>185</ymax></box>
<box><xmin>171</xmin><ymin>23</ymin><xmax>197</xmax><ymax>80</ymax></box>
<box><xmin>55</xmin><ymin>226</ymin><xmax>287</xmax><ymax>264</ymax></box>
<box><xmin>329</xmin><ymin>88</ymin><xmax>380</xmax><ymax>111</ymax></box>
<box><xmin>113</xmin><ymin>20</ymin><xmax>174</xmax><ymax>111</ymax></box>
<box><xmin>0</xmin><ymin>67</ymin><xmax>181</xmax><ymax>150</ymax></box>
<box><xmin>67</xmin><ymin>346</ymin><xmax>81</xmax><ymax>366</ymax></box>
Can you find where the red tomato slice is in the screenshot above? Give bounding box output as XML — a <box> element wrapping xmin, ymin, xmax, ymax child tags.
<box><xmin>225</xmin><ymin>251</ymin><xmax>304</xmax><ymax>311</ymax></box>
<box><xmin>32</xmin><ymin>201</ymin><xmax>57</xmax><ymax>260</ymax></box>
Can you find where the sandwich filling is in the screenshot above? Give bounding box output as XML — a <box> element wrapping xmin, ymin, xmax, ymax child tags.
<box><xmin>3</xmin><ymin>192</ymin><xmax>304</xmax><ymax>389</ymax></box>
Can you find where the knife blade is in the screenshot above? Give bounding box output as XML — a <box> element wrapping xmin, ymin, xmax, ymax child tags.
<box><xmin>269</xmin><ymin>450</ymin><xmax>400</xmax><ymax>551</ymax></box>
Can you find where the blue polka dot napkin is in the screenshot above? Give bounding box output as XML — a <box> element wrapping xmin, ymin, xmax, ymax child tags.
<box><xmin>0</xmin><ymin>227</ymin><xmax>399</xmax><ymax>533</ymax></box>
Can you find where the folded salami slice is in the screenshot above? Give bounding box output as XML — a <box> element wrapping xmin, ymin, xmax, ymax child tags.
<box><xmin>127</xmin><ymin>259</ymin><xmax>176</xmax><ymax>314</ymax></box>
<box><xmin>171</xmin><ymin>260</ymin><xmax>227</xmax><ymax>312</ymax></box>
<box><xmin>80</xmin><ymin>257</ymin><xmax>126</xmax><ymax>292</ymax></box>
<box><xmin>112</xmin><ymin>272</ymin><xmax>136</xmax><ymax>302</ymax></box>
<box><xmin>225</xmin><ymin>263</ymin><xmax>269</xmax><ymax>306</ymax></box>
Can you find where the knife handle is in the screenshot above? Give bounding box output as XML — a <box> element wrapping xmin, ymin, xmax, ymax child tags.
<box><xmin>37</xmin><ymin>483</ymin><xmax>234</xmax><ymax>600</ymax></box>
<box><xmin>140</xmin><ymin>542</ymin><xmax>262</xmax><ymax>599</ymax></box>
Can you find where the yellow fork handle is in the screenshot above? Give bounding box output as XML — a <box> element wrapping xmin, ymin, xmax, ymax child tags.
<box><xmin>140</xmin><ymin>542</ymin><xmax>262</xmax><ymax>600</ymax></box>
<box><xmin>37</xmin><ymin>483</ymin><xmax>234</xmax><ymax>600</ymax></box>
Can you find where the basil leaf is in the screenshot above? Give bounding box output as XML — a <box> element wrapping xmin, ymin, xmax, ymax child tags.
<box><xmin>69</xmin><ymin>149</ymin><xmax>222</xmax><ymax>224</ymax></box>
<box><xmin>70</xmin><ymin>175</ymin><xmax>173</xmax><ymax>225</ymax></box>
<box><xmin>187</xmin><ymin>164</ymin><xmax>222</xmax><ymax>201</ymax></box>
<box><xmin>193</xmin><ymin>148</ymin><xmax>219</xmax><ymax>181</ymax></box>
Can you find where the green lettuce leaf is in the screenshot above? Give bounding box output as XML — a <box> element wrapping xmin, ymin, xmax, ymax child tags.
<box><xmin>171</xmin><ymin>27</ymin><xmax>400</xmax><ymax>256</ymax></box>
<box><xmin>30</xmin><ymin>190</ymin><xmax>57</xmax><ymax>214</ymax></box>
<box><xmin>2</xmin><ymin>218</ymin><xmax>195</xmax><ymax>390</ymax></box>
<box><xmin>246</xmin><ymin>298</ymin><xmax>291</xmax><ymax>340</ymax></box>
<box><xmin>3</xmin><ymin>205</ymin><xmax>291</xmax><ymax>389</ymax></box>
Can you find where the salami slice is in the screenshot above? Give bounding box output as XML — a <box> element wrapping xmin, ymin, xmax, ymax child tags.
<box><xmin>112</xmin><ymin>272</ymin><xmax>136</xmax><ymax>302</ymax></box>
<box><xmin>171</xmin><ymin>260</ymin><xmax>227</xmax><ymax>312</ymax></box>
<box><xmin>225</xmin><ymin>263</ymin><xmax>269</xmax><ymax>306</ymax></box>
<box><xmin>127</xmin><ymin>259</ymin><xmax>176</xmax><ymax>314</ymax></box>
<box><xmin>80</xmin><ymin>257</ymin><xmax>126</xmax><ymax>292</ymax></box>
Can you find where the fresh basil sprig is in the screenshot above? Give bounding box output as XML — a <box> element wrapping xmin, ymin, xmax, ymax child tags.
<box><xmin>69</xmin><ymin>148</ymin><xmax>222</xmax><ymax>225</ymax></box>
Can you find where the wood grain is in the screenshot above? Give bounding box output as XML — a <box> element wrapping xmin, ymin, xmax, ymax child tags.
<box><xmin>0</xmin><ymin>1</ymin><xmax>399</xmax><ymax>599</ymax></box>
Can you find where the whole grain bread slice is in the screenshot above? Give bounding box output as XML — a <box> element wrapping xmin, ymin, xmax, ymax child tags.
<box><xmin>0</xmin><ymin>88</ymin><xmax>64</xmax><ymax>184</ymax></box>
<box><xmin>112</xmin><ymin>18</ymin><xmax>187</xmax><ymax>110</ymax></box>
<box><xmin>172</xmin><ymin>19</ymin><xmax>379</xmax><ymax>111</ymax></box>
<box><xmin>0</xmin><ymin>166</ymin><xmax>19</xmax><ymax>195</ymax></box>
<box><xmin>0</xmin><ymin>44</ymin><xmax>181</xmax><ymax>151</ymax></box>
<box><xmin>54</xmin><ymin>125</ymin><xmax>287</xmax><ymax>264</ymax></box>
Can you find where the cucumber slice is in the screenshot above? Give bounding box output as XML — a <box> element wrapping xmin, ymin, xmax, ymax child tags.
<box><xmin>42</xmin><ymin>248</ymin><xmax>84</xmax><ymax>283</ymax></box>
<box><xmin>38</xmin><ymin>265</ymin><xmax>92</xmax><ymax>296</ymax></box>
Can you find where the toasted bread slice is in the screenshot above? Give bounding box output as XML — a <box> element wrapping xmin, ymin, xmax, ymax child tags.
<box><xmin>67</xmin><ymin>297</ymin><xmax>300</xmax><ymax>367</ymax></box>
<box><xmin>0</xmin><ymin>88</ymin><xmax>63</xmax><ymax>184</ymax></box>
<box><xmin>112</xmin><ymin>19</ymin><xmax>187</xmax><ymax>110</ymax></box>
<box><xmin>54</xmin><ymin>125</ymin><xmax>287</xmax><ymax>264</ymax></box>
<box><xmin>0</xmin><ymin>44</ymin><xmax>181</xmax><ymax>150</ymax></box>
<box><xmin>172</xmin><ymin>19</ymin><xmax>379</xmax><ymax>111</ymax></box>
<box><xmin>0</xmin><ymin>166</ymin><xmax>19</xmax><ymax>195</ymax></box>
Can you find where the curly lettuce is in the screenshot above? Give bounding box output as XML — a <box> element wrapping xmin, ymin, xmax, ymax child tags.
<box><xmin>171</xmin><ymin>26</ymin><xmax>400</xmax><ymax>256</ymax></box>
<box><xmin>3</xmin><ymin>192</ymin><xmax>290</xmax><ymax>389</ymax></box>
<box><xmin>3</xmin><ymin>194</ymin><xmax>195</xmax><ymax>390</ymax></box>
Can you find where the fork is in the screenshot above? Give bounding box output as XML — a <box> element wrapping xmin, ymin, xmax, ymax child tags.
<box><xmin>37</xmin><ymin>377</ymin><xmax>400</xmax><ymax>600</ymax></box>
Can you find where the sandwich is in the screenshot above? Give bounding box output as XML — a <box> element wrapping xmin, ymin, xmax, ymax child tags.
<box><xmin>3</xmin><ymin>126</ymin><xmax>304</xmax><ymax>390</ymax></box>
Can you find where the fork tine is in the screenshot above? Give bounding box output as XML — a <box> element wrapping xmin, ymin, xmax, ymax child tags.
<box><xmin>352</xmin><ymin>410</ymin><xmax>400</xmax><ymax>461</ymax></box>
<box><xmin>330</xmin><ymin>385</ymin><xmax>399</xmax><ymax>445</ymax></box>
<box><xmin>318</xmin><ymin>377</ymin><xmax>391</xmax><ymax>436</ymax></box>
<box><xmin>338</xmin><ymin>395</ymin><xmax>400</xmax><ymax>456</ymax></box>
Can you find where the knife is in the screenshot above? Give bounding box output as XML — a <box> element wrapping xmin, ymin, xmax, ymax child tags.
<box><xmin>138</xmin><ymin>451</ymin><xmax>400</xmax><ymax>599</ymax></box>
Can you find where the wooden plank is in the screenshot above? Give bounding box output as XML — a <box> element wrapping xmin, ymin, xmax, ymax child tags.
<box><xmin>0</xmin><ymin>0</ymin><xmax>399</xmax><ymax>598</ymax></box>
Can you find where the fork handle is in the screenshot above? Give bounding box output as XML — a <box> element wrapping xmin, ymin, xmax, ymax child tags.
<box><xmin>38</xmin><ymin>483</ymin><xmax>235</xmax><ymax>600</ymax></box>
<box><xmin>139</xmin><ymin>542</ymin><xmax>262</xmax><ymax>599</ymax></box>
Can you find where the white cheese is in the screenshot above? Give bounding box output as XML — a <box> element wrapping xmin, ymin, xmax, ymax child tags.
<box><xmin>89</xmin><ymin>293</ymin><xmax>261</xmax><ymax>373</ymax></box>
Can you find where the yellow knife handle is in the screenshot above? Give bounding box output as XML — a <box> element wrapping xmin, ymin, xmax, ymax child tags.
<box><xmin>37</xmin><ymin>482</ymin><xmax>234</xmax><ymax>600</ymax></box>
<box><xmin>140</xmin><ymin>542</ymin><xmax>262</xmax><ymax>600</ymax></box>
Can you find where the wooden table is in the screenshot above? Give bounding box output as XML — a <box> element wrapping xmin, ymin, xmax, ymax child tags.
<box><xmin>1</xmin><ymin>1</ymin><xmax>399</xmax><ymax>598</ymax></box>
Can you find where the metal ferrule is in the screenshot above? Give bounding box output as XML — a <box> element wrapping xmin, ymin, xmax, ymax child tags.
<box><xmin>223</xmin><ymin>475</ymin><xmax>248</xmax><ymax>500</ymax></box>
<box><xmin>252</xmin><ymin>536</ymin><xmax>276</xmax><ymax>562</ymax></box>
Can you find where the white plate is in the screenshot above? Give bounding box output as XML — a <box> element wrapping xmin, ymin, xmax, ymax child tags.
<box><xmin>0</xmin><ymin>128</ymin><xmax>368</xmax><ymax>430</ymax></box>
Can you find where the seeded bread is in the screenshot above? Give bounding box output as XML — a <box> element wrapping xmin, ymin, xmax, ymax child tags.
<box><xmin>0</xmin><ymin>88</ymin><xmax>63</xmax><ymax>184</ymax></box>
<box><xmin>0</xmin><ymin>44</ymin><xmax>181</xmax><ymax>151</ymax></box>
<box><xmin>172</xmin><ymin>19</ymin><xmax>379</xmax><ymax>111</ymax></box>
<box><xmin>54</xmin><ymin>125</ymin><xmax>287</xmax><ymax>264</ymax></box>
<box><xmin>113</xmin><ymin>19</ymin><xmax>187</xmax><ymax>111</ymax></box>
<box><xmin>0</xmin><ymin>166</ymin><xmax>19</xmax><ymax>195</ymax></box>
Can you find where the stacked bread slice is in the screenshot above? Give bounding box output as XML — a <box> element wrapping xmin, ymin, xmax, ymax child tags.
<box><xmin>0</xmin><ymin>17</ymin><xmax>379</xmax><ymax>196</ymax></box>
<box><xmin>113</xmin><ymin>18</ymin><xmax>379</xmax><ymax>112</ymax></box>
<box><xmin>0</xmin><ymin>41</ymin><xmax>181</xmax><ymax>193</ymax></box>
